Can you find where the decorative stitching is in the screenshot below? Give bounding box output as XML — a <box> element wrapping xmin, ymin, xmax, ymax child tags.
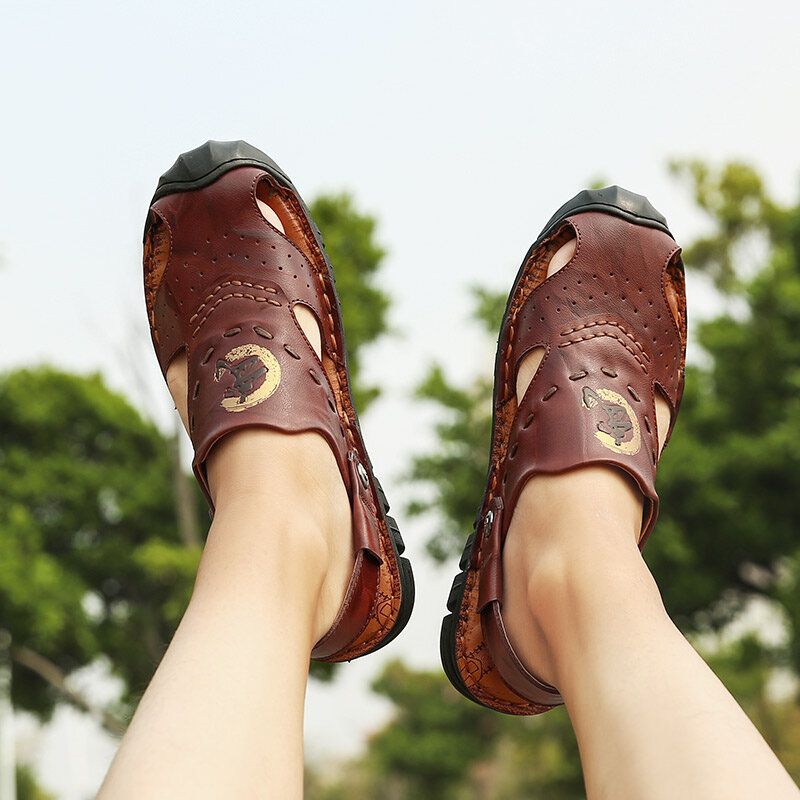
<box><xmin>486</xmin><ymin>222</ymin><xmax>582</xmax><ymax>509</ymax></box>
<box><xmin>144</xmin><ymin>206</ymin><xmax>174</xmax><ymax>341</ymax></box>
<box><xmin>189</xmin><ymin>280</ymin><xmax>278</xmax><ymax>324</ymax></box>
<box><xmin>191</xmin><ymin>293</ymin><xmax>278</xmax><ymax>337</ymax></box>
<box><xmin>560</xmin><ymin>319</ymin><xmax>650</xmax><ymax>362</ymax></box>
<box><xmin>558</xmin><ymin>332</ymin><xmax>649</xmax><ymax>372</ymax></box>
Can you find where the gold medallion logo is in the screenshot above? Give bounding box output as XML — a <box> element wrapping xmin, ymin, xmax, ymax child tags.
<box><xmin>581</xmin><ymin>386</ymin><xmax>641</xmax><ymax>455</ymax></box>
<box><xmin>214</xmin><ymin>344</ymin><xmax>281</xmax><ymax>412</ymax></box>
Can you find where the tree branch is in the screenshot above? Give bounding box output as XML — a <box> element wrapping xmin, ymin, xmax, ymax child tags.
<box><xmin>11</xmin><ymin>644</ymin><xmax>126</xmax><ymax>738</ymax></box>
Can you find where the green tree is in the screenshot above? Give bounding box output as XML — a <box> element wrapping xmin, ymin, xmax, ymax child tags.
<box><xmin>0</xmin><ymin>367</ymin><xmax>199</xmax><ymax>728</ymax></box>
<box><xmin>306</xmin><ymin>660</ymin><xmax>509</xmax><ymax>800</ymax></box>
<box><xmin>0</xmin><ymin>193</ymin><xmax>391</xmax><ymax>733</ymax></box>
<box><xmin>305</xmin><ymin>658</ymin><xmax>576</xmax><ymax>800</ymax></box>
<box><xmin>650</xmin><ymin>163</ymin><xmax>800</xmax><ymax>647</ymax></box>
<box><xmin>366</xmin><ymin>660</ymin><xmax>506</xmax><ymax>800</ymax></box>
<box><xmin>16</xmin><ymin>764</ymin><xmax>56</xmax><ymax>800</ymax></box>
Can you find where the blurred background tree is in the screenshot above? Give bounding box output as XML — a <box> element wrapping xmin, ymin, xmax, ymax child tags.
<box><xmin>0</xmin><ymin>367</ymin><xmax>197</xmax><ymax>732</ymax></box>
<box><xmin>15</xmin><ymin>765</ymin><xmax>55</xmax><ymax>800</ymax></box>
<box><xmin>0</xmin><ymin>193</ymin><xmax>390</xmax><ymax>736</ymax></box>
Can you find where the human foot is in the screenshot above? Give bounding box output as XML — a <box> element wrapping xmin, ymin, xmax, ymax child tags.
<box><xmin>441</xmin><ymin>186</ymin><xmax>686</xmax><ymax>714</ymax></box>
<box><xmin>144</xmin><ymin>140</ymin><xmax>413</xmax><ymax>660</ymax></box>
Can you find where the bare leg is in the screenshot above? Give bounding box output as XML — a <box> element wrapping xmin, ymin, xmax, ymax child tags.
<box><xmin>502</xmin><ymin>243</ymin><xmax>799</xmax><ymax>799</ymax></box>
<box><xmin>100</xmin><ymin>214</ymin><xmax>353</xmax><ymax>799</ymax></box>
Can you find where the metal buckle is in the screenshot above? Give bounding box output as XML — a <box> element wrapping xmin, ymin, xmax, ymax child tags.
<box><xmin>482</xmin><ymin>509</ymin><xmax>494</xmax><ymax>540</ymax></box>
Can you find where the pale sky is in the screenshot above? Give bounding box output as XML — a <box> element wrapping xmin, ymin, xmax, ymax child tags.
<box><xmin>2</xmin><ymin>1</ymin><xmax>800</xmax><ymax>797</ymax></box>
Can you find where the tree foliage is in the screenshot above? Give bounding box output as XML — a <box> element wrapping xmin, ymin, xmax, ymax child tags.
<box><xmin>16</xmin><ymin>764</ymin><xmax>56</xmax><ymax>800</ymax></box>
<box><xmin>308</xmin><ymin>637</ymin><xmax>800</xmax><ymax>799</ymax></box>
<box><xmin>0</xmin><ymin>367</ymin><xmax>198</xmax><ymax>722</ymax></box>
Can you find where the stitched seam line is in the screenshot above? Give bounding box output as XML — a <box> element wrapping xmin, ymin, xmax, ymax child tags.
<box><xmin>560</xmin><ymin>319</ymin><xmax>650</xmax><ymax>362</ymax></box>
<box><xmin>490</xmin><ymin>220</ymin><xmax>583</xmax><ymax>506</ymax></box>
<box><xmin>189</xmin><ymin>280</ymin><xmax>277</xmax><ymax>324</ymax></box>
<box><xmin>247</xmin><ymin>173</ymin><xmax>350</xmax><ymax>445</ymax></box>
<box><xmin>558</xmin><ymin>331</ymin><xmax>648</xmax><ymax>371</ymax></box>
<box><xmin>191</xmin><ymin>293</ymin><xmax>277</xmax><ymax>337</ymax></box>
<box><xmin>284</xmin><ymin>193</ymin><xmax>358</xmax><ymax>449</ymax></box>
<box><xmin>253</xmin><ymin>171</ymin><xmax>356</xmax><ymax>449</ymax></box>
<box><xmin>145</xmin><ymin>206</ymin><xmax>173</xmax><ymax>341</ymax></box>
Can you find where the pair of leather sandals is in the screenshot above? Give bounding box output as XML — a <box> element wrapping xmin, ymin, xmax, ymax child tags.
<box><xmin>143</xmin><ymin>141</ymin><xmax>686</xmax><ymax>714</ymax></box>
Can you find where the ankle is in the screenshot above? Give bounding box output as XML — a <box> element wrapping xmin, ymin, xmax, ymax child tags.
<box><xmin>527</xmin><ymin>530</ymin><xmax>664</xmax><ymax>667</ymax></box>
<box><xmin>207</xmin><ymin>429</ymin><xmax>349</xmax><ymax>524</ymax></box>
<box><xmin>511</xmin><ymin>466</ymin><xmax>644</xmax><ymax>553</ymax></box>
<box><xmin>501</xmin><ymin>466</ymin><xmax>659</xmax><ymax>686</ymax></box>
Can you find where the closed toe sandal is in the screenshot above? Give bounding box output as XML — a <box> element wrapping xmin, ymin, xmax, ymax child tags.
<box><xmin>143</xmin><ymin>140</ymin><xmax>414</xmax><ymax>661</ymax></box>
<box><xmin>440</xmin><ymin>187</ymin><xmax>687</xmax><ymax>713</ymax></box>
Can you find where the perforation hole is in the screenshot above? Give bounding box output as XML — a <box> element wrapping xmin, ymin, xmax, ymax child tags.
<box><xmin>293</xmin><ymin>303</ymin><xmax>323</xmax><ymax>359</ymax></box>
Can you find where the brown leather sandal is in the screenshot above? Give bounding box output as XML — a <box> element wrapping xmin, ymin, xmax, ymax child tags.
<box><xmin>441</xmin><ymin>187</ymin><xmax>687</xmax><ymax>714</ymax></box>
<box><xmin>143</xmin><ymin>140</ymin><xmax>414</xmax><ymax>662</ymax></box>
